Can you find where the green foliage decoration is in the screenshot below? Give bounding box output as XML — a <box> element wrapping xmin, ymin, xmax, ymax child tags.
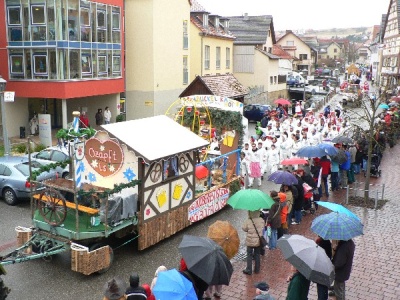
<box><xmin>56</xmin><ymin>127</ymin><xmax>96</xmax><ymax>140</ymax></box>
<box><xmin>29</xmin><ymin>160</ymin><xmax>71</xmax><ymax>181</ymax></box>
<box><xmin>229</xmin><ymin>179</ymin><xmax>241</xmax><ymax>197</ymax></box>
<box><xmin>77</xmin><ymin>179</ymin><xmax>141</xmax><ymax>199</ymax></box>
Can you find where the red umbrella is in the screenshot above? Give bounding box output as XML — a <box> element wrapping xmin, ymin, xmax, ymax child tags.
<box><xmin>195</xmin><ymin>165</ymin><xmax>209</xmax><ymax>179</ymax></box>
<box><xmin>274</xmin><ymin>98</ymin><xmax>292</xmax><ymax>106</ymax></box>
<box><xmin>391</xmin><ymin>96</ymin><xmax>400</xmax><ymax>103</ymax></box>
<box><xmin>280</xmin><ymin>157</ymin><xmax>308</xmax><ymax>165</ymax></box>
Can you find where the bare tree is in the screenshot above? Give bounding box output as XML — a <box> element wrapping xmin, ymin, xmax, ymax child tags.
<box><xmin>345</xmin><ymin>90</ymin><xmax>383</xmax><ymax>203</ymax></box>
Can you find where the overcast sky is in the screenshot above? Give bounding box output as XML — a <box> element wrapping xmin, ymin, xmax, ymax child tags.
<box><xmin>198</xmin><ymin>0</ymin><xmax>389</xmax><ymax>31</ymax></box>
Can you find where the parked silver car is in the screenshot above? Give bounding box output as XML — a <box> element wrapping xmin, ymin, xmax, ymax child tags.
<box><xmin>0</xmin><ymin>156</ymin><xmax>58</xmax><ymax>206</ymax></box>
<box><xmin>30</xmin><ymin>146</ymin><xmax>70</xmax><ymax>178</ymax></box>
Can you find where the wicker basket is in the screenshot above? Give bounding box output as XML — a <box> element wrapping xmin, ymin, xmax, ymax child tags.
<box><xmin>15</xmin><ymin>226</ymin><xmax>32</xmax><ymax>254</ymax></box>
<box><xmin>70</xmin><ymin>243</ymin><xmax>111</xmax><ymax>275</ymax></box>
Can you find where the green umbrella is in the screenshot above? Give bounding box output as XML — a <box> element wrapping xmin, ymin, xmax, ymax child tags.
<box><xmin>227</xmin><ymin>189</ymin><xmax>275</xmax><ymax>211</ymax></box>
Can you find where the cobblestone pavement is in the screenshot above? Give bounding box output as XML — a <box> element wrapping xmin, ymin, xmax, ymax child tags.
<box><xmin>221</xmin><ymin>140</ymin><xmax>400</xmax><ymax>298</ymax></box>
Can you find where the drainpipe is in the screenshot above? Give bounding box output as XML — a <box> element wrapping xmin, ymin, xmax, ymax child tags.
<box><xmin>201</xmin><ymin>33</ymin><xmax>204</xmax><ymax>76</ymax></box>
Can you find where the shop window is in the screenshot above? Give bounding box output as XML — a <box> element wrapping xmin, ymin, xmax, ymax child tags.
<box><xmin>31</xmin><ymin>5</ymin><xmax>45</xmax><ymax>25</ymax></box>
<box><xmin>81</xmin><ymin>53</ymin><xmax>92</xmax><ymax>75</ymax></box>
<box><xmin>10</xmin><ymin>54</ymin><xmax>24</xmax><ymax>74</ymax></box>
<box><xmin>33</xmin><ymin>53</ymin><xmax>48</xmax><ymax>76</ymax></box>
<box><xmin>7</xmin><ymin>6</ymin><xmax>21</xmax><ymax>25</ymax></box>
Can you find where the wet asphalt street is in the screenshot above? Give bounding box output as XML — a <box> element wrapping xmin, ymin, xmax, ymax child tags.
<box><xmin>0</xmin><ymin>122</ymin><xmax>283</xmax><ymax>300</ymax></box>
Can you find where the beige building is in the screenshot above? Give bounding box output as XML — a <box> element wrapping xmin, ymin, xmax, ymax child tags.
<box><xmin>276</xmin><ymin>30</ymin><xmax>317</xmax><ymax>75</ymax></box>
<box><xmin>189</xmin><ymin>2</ymin><xmax>235</xmax><ymax>80</ymax></box>
<box><xmin>125</xmin><ymin>0</ymin><xmax>191</xmax><ymax>120</ymax></box>
<box><xmin>228</xmin><ymin>15</ymin><xmax>287</xmax><ymax>103</ymax></box>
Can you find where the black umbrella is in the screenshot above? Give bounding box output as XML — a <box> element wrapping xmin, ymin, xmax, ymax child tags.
<box><xmin>330</xmin><ymin>148</ymin><xmax>347</xmax><ymax>164</ymax></box>
<box><xmin>178</xmin><ymin>235</ymin><xmax>233</xmax><ymax>285</ymax></box>
<box><xmin>331</xmin><ymin>135</ymin><xmax>353</xmax><ymax>145</ymax></box>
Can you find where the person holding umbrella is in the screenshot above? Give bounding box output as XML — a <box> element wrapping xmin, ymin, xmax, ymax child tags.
<box><xmin>286</xmin><ymin>264</ymin><xmax>310</xmax><ymax>300</ymax></box>
<box><xmin>329</xmin><ymin>239</ymin><xmax>355</xmax><ymax>300</ymax></box>
<box><xmin>242</xmin><ymin>210</ymin><xmax>265</xmax><ymax>275</ymax></box>
<box><xmin>266</xmin><ymin>191</ymin><xmax>282</xmax><ymax>249</ymax></box>
<box><xmin>315</xmin><ymin>236</ymin><xmax>332</xmax><ymax>300</ymax></box>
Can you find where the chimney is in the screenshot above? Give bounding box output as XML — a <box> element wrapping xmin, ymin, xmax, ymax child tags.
<box><xmin>286</xmin><ymin>30</ymin><xmax>292</xmax><ymax>34</ymax></box>
<box><xmin>243</xmin><ymin>13</ymin><xmax>249</xmax><ymax>21</ymax></box>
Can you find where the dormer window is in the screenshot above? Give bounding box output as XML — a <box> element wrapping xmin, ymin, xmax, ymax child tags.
<box><xmin>203</xmin><ymin>13</ymin><xmax>208</xmax><ymax>28</ymax></box>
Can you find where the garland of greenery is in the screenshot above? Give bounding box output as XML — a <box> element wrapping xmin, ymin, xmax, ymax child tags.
<box><xmin>77</xmin><ymin>179</ymin><xmax>141</xmax><ymax>198</ymax></box>
<box><xmin>29</xmin><ymin>160</ymin><xmax>71</xmax><ymax>181</ymax></box>
<box><xmin>55</xmin><ymin>127</ymin><xmax>96</xmax><ymax>140</ymax></box>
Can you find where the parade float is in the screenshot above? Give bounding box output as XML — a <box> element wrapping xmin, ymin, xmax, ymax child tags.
<box><xmin>1</xmin><ymin>96</ymin><xmax>243</xmax><ymax>275</ymax></box>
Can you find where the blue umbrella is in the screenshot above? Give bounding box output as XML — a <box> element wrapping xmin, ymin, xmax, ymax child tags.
<box><xmin>315</xmin><ymin>201</ymin><xmax>360</xmax><ymax>221</ymax></box>
<box><xmin>311</xmin><ymin>212</ymin><xmax>363</xmax><ymax>241</ymax></box>
<box><xmin>318</xmin><ymin>143</ymin><xmax>338</xmax><ymax>156</ymax></box>
<box><xmin>296</xmin><ymin>145</ymin><xmax>326</xmax><ymax>158</ymax></box>
<box><xmin>153</xmin><ymin>269</ymin><xmax>197</xmax><ymax>300</ymax></box>
<box><xmin>268</xmin><ymin>170</ymin><xmax>298</xmax><ymax>185</ymax></box>
<box><xmin>379</xmin><ymin>103</ymin><xmax>389</xmax><ymax>109</ymax></box>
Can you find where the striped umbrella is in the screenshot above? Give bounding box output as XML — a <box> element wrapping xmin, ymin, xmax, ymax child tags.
<box><xmin>311</xmin><ymin>212</ymin><xmax>363</xmax><ymax>241</ymax></box>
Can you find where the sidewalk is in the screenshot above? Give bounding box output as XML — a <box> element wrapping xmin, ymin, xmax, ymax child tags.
<box><xmin>223</xmin><ymin>137</ymin><xmax>400</xmax><ymax>297</ymax></box>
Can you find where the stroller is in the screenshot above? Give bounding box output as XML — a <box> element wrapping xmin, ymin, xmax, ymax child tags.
<box><xmin>302</xmin><ymin>188</ymin><xmax>319</xmax><ymax>215</ymax></box>
<box><xmin>365</xmin><ymin>153</ymin><xmax>382</xmax><ymax>177</ymax></box>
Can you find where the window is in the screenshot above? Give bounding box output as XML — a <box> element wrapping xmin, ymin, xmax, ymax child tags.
<box><xmin>299</xmin><ymin>54</ymin><xmax>308</xmax><ymax>60</ymax></box>
<box><xmin>31</xmin><ymin>5</ymin><xmax>45</xmax><ymax>25</ymax></box>
<box><xmin>226</xmin><ymin>47</ymin><xmax>230</xmax><ymax>69</ymax></box>
<box><xmin>216</xmin><ymin>47</ymin><xmax>221</xmax><ymax>69</ymax></box>
<box><xmin>163</xmin><ymin>157</ymin><xmax>179</xmax><ymax>180</ymax></box>
<box><xmin>286</xmin><ymin>41</ymin><xmax>294</xmax><ymax>46</ymax></box>
<box><xmin>80</xmin><ymin>7</ymin><xmax>90</xmax><ymax>26</ymax></box>
<box><xmin>112</xmin><ymin>7</ymin><xmax>121</xmax><ymax>43</ymax></box>
<box><xmin>113</xmin><ymin>55</ymin><xmax>121</xmax><ymax>74</ymax></box>
<box><xmin>10</xmin><ymin>55</ymin><xmax>24</xmax><ymax>74</ymax></box>
<box><xmin>81</xmin><ymin>53</ymin><xmax>92</xmax><ymax>75</ymax></box>
<box><xmin>7</xmin><ymin>6</ymin><xmax>21</xmax><ymax>25</ymax></box>
<box><xmin>97</xmin><ymin>8</ymin><xmax>106</xmax><ymax>42</ymax></box>
<box><xmin>334</xmin><ymin>48</ymin><xmax>337</xmax><ymax>53</ymax></box>
<box><xmin>270</xmin><ymin>76</ymin><xmax>273</xmax><ymax>84</ymax></box>
<box><xmin>33</xmin><ymin>54</ymin><xmax>48</xmax><ymax>76</ymax></box>
<box><xmin>183</xmin><ymin>56</ymin><xmax>188</xmax><ymax>84</ymax></box>
<box><xmin>205</xmin><ymin>45</ymin><xmax>210</xmax><ymax>69</ymax></box>
<box><xmin>183</xmin><ymin>20</ymin><xmax>188</xmax><ymax>49</ymax></box>
<box><xmin>98</xmin><ymin>55</ymin><xmax>107</xmax><ymax>75</ymax></box>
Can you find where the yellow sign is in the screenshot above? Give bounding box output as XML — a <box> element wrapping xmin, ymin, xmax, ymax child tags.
<box><xmin>173</xmin><ymin>184</ymin><xmax>183</xmax><ymax>200</ymax></box>
<box><xmin>145</xmin><ymin>101</ymin><xmax>154</xmax><ymax>106</ymax></box>
<box><xmin>156</xmin><ymin>189</ymin><xmax>167</xmax><ymax>207</ymax></box>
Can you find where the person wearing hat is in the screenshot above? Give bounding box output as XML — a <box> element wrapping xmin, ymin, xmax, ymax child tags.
<box><xmin>267</xmin><ymin>144</ymin><xmax>280</xmax><ymax>175</ymax></box>
<box><xmin>253</xmin><ymin>281</ymin><xmax>275</xmax><ymax>300</ymax></box>
<box><xmin>125</xmin><ymin>273</ymin><xmax>147</xmax><ymax>300</ymax></box>
<box><xmin>248</xmin><ymin>143</ymin><xmax>262</xmax><ymax>188</ymax></box>
<box><xmin>266</xmin><ymin>191</ymin><xmax>281</xmax><ymax>250</ymax></box>
<box><xmin>103</xmin><ymin>277</ymin><xmax>127</xmax><ymax>300</ymax></box>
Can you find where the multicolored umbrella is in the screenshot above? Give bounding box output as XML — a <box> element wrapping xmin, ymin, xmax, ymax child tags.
<box><xmin>277</xmin><ymin>234</ymin><xmax>335</xmax><ymax>287</ymax></box>
<box><xmin>311</xmin><ymin>212</ymin><xmax>363</xmax><ymax>240</ymax></box>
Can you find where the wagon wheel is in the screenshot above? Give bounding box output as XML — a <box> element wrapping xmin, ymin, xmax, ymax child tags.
<box><xmin>150</xmin><ymin>162</ymin><xmax>162</xmax><ymax>182</ymax></box>
<box><xmin>179</xmin><ymin>155</ymin><xmax>190</xmax><ymax>172</ymax></box>
<box><xmin>38</xmin><ymin>188</ymin><xmax>67</xmax><ymax>226</ymax></box>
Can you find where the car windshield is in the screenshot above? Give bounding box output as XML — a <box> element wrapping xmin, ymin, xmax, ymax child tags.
<box><xmin>15</xmin><ymin>162</ymin><xmax>40</xmax><ymax>176</ymax></box>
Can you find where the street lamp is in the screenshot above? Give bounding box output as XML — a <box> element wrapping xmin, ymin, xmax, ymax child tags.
<box><xmin>0</xmin><ymin>76</ymin><xmax>10</xmax><ymax>156</ymax></box>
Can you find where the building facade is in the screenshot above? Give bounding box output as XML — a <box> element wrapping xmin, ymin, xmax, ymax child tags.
<box><xmin>0</xmin><ymin>0</ymin><xmax>124</xmax><ymax>137</ymax></box>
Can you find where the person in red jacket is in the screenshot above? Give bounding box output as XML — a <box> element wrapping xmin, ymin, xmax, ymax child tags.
<box><xmin>79</xmin><ymin>111</ymin><xmax>90</xmax><ymax>128</ymax></box>
<box><xmin>319</xmin><ymin>156</ymin><xmax>331</xmax><ymax>197</ymax></box>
